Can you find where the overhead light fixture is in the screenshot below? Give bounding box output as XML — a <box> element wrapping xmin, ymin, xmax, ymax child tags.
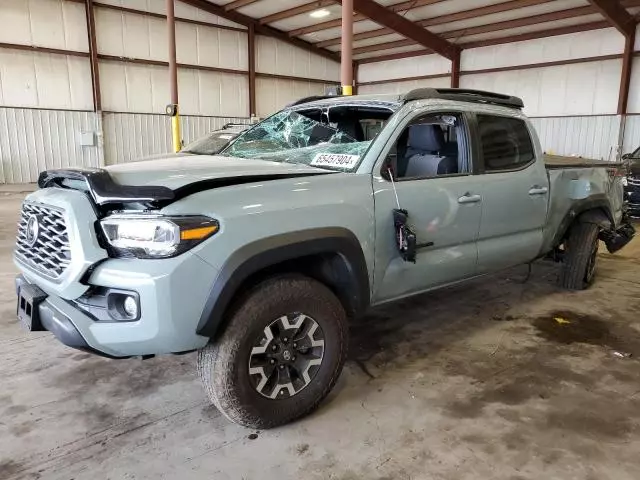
<box><xmin>309</xmin><ymin>9</ymin><xmax>331</xmax><ymax>19</ymax></box>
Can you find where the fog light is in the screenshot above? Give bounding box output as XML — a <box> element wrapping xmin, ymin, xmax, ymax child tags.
<box><xmin>123</xmin><ymin>296</ymin><xmax>138</xmax><ymax>318</ymax></box>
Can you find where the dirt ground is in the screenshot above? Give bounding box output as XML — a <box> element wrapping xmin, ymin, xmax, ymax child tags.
<box><xmin>1</xmin><ymin>190</ymin><xmax>640</xmax><ymax>480</ymax></box>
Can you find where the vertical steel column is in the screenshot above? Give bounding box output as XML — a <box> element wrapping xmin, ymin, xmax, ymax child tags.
<box><xmin>167</xmin><ymin>0</ymin><xmax>181</xmax><ymax>152</ymax></box>
<box><xmin>352</xmin><ymin>62</ymin><xmax>358</xmax><ymax>95</ymax></box>
<box><xmin>248</xmin><ymin>24</ymin><xmax>257</xmax><ymax>119</ymax></box>
<box><xmin>617</xmin><ymin>30</ymin><xmax>635</xmax><ymax>115</ymax></box>
<box><xmin>85</xmin><ymin>0</ymin><xmax>101</xmax><ymax>112</ymax></box>
<box><xmin>341</xmin><ymin>0</ymin><xmax>354</xmax><ymax>95</ymax></box>
<box><xmin>85</xmin><ymin>0</ymin><xmax>105</xmax><ymax>166</ymax></box>
<box><xmin>451</xmin><ymin>51</ymin><xmax>460</xmax><ymax>88</ymax></box>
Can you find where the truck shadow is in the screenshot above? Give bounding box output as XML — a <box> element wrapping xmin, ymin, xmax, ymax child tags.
<box><xmin>346</xmin><ymin>261</ymin><xmax>562</xmax><ymax>377</ymax></box>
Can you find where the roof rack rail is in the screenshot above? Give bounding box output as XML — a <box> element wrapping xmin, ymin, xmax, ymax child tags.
<box><xmin>403</xmin><ymin>88</ymin><xmax>524</xmax><ymax>109</ymax></box>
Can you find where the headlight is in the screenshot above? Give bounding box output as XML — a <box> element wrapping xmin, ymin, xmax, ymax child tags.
<box><xmin>100</xmin><ymin>215</ymin><xmax>218</xmax><ymax>258</ymax></box>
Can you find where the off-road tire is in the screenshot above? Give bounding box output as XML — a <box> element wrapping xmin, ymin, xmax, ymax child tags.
<box><xmin>560</xmin><ymin>222</ymin><xmax>599</xmax><ymax>290</ymax></box>
<box><xmin>197</xmin><ymin>275</ymin><xmax>347</xmax><ymax>429</ymax></box>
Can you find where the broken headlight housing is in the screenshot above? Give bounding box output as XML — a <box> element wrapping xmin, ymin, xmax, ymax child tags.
<box><xmin>100</xmin><ymin>215</ymin><xmax>218</xmax><ymax>259</ymax></box>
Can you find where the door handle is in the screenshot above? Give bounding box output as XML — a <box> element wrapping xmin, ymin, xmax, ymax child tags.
<box><xmin>529</xmin><ymin>186</ymin><xmax>549</xmax><ymax>195</ymax></box>
<box><xmin>458</xmin><ymin>193</ymin><xmax>482</xmax><ymax>204</ymax></box>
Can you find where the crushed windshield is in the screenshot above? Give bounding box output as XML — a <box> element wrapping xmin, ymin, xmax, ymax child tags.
<box><xmin>221</xmin><ymin>107</ymin><xmax>391</xmax><ymax>171</ymax></box>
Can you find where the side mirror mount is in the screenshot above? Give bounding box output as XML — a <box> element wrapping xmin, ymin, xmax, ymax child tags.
<box><xmin>393</xmin><ymin>209</ymin><xmax>417</xmax><ymax>263</ymax></box>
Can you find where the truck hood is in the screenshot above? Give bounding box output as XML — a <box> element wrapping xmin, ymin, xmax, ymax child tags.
<box><xmin>104</xmin><ymin>153</ymin><xmax>330</xmax><ymax>190</ymax></box>
<box><xmin>37</xmin><ymin>154</ymin><xmax>335</xmax><ymax>208</ymax></box>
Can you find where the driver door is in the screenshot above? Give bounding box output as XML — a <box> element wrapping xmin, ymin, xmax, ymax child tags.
<box><xmin>371</xmin><ymin>110</ymin><xmax>483</xmax><ymax>303</ymax></box>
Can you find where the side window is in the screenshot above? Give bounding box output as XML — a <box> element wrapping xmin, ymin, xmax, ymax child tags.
<box><xmin>387</xmin><ymin>113</ymin><xmax>469</xmax><ymax>180</ymax></box>
<box><xmin>477</xmin><ymin>115</ymin><xmax>535</xmax><ymax>172</ymax></box>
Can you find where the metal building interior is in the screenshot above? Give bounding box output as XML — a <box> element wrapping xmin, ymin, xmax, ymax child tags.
<box><xmin>1</xmin><ymin>0</ymin><xmax>640</xmax><ymax>479</ymax></box>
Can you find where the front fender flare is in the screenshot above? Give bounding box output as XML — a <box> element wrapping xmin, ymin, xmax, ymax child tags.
<box><xmin>196</xmin><ymin>227</ymin><xmax>370</xmax><ymax>338</ymax></box>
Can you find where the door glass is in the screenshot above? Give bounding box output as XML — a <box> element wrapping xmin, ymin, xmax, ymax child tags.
<box><xmin>388</xmin><ymin>113</ymin><xmax>469</xmax><ymax>180</ymax></box>
<box><xmin>477</xmin><ymin>115</ymin><xmax>534</xmax><ymax>172</ymax></box>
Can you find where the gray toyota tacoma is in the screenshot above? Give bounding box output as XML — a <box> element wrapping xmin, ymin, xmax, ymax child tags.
<box><xmin>14</xmin><ymin>89</ymin><xmax>634</xmax><ymax>428</ymax></box>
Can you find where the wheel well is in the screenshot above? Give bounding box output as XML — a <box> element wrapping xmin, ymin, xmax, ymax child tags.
<box><xmin>232</xmin><ymin>252</ymin><xmax>360</xmax><ymax>314</ymax></box>
<box><xmin>558</xmin><ymin>207</ymin><xmax>613</xmax><ymax>246</ymax></box>
<box><xmin>208</xmin><ymin>252</ymin><xmax>368</xmax><ymax>340</ymax></box>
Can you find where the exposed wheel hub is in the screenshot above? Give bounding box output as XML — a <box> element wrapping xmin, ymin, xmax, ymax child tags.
<box><xmin>248</xmin><ymin>313</ymin><xmax>325</xmax><ymax>399</ymax></box>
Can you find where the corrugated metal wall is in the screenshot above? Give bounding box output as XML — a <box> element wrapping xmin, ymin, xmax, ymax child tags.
<box><xmin>622</xmin><ymin>115</ymin><xmax>640</xmax><ymax>155</ymax></box>
<box><xmin>359</xmin><ymin>76</ymin><xmax>450</xmax><ymax>95</ymax></box>
<box><xmin>529</xmin><ymin>115</ymin><xmax>622</xmax><ymax>161</ymax></box>
<box><xmin>103</xmin><ymin>113</ymin><xmax>250</xmax><ymax>165</ymax></box>
<box><xmin>0</xmin><ymin>107</ymin><xmax>100</xmax><ymax>183</ymax></box>
<box><xmin>256</xmin><ymin>78</ymin><xmax>336</xmax><ymax>118</ymax></box>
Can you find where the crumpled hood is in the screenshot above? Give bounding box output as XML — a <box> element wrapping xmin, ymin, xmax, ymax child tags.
<box><xmin>105</xmin><ymin>153</ymin><xmax>330</xmax><ymax>190</ymax></box>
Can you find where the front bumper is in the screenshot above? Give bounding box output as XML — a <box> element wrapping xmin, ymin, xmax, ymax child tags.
<box><xmin>15</xmin><ymin>251</ymin><xmax>219</xmax><ymax>357</ymax></box>
<box><xmin>16</xmin><ymin>275</ymin><xmax>125</xmax><ymax>358</ymax></box>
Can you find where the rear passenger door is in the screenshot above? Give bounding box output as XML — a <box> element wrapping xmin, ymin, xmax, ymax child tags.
<box><xmin>473</xmin><ymin>114</ymin><xmax>549</xmax><ymax>273</ymax></box>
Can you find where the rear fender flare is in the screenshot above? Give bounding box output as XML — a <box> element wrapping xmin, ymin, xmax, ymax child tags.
<box><xmin>196</xmin><ymin>227</ymin><xmax>370</xmax><ymax>338</ymax></box>
<box><xmin>577</xmin><ymin>209</ymin><xmax>612</xmax><ymax>230</ymax></box>
<box><xmin>551</xmin><ymin>194</ymin><xmax>613</xmax><ymax>248</ymax></box>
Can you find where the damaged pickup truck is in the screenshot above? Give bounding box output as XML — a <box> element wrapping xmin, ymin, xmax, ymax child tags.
<box><xmin>15</xmin><ymin>88</ymin><xmax>634</xmax><ymax>428</ymax></box>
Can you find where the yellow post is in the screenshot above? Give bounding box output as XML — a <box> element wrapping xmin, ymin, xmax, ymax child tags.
<box><xmin>171</xmin><ymin>107</ymin><xmax>181</xmax><ymax>153</ymax></box>
<box><xmin>342</xmin><ymin>85</ymin><xmax>353</xmax><ymax>96</ymax></box>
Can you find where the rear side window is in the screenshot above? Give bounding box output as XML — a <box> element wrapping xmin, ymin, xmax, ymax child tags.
<box><xmin>477</xmin><ymin>115</ymin><xmax>535</xmax><ymax>172</ymax></box>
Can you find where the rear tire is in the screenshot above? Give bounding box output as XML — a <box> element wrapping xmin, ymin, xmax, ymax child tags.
<box><xmin>197</xmin><ymin>275</ymin><xmax>347</xmax><ymax>429</ymax></box>
<box><xmin>560</xmin><ymin>222</ymin><xmax>599</xmax><ymax>290</ymax></box>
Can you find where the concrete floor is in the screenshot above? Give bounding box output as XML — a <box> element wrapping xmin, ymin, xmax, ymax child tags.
<box><xmin>1</xmin><ymin>191</ymin><xmax>640</xmax><ymax>480</ymax></box>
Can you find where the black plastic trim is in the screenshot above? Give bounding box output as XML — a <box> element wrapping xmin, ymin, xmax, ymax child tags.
<box><xmin>196</xmin><ymin>227</ymin><xmax>370</xmax><ymax>338</ymax></box>
<box><xmin>549</xmin><ymin>194</ymin><xmax>613</xmax><ymax>249</ymax></box>
<box><xmin>38</xmin><ymin>168</ymin><xmax>175</xmax><ymax>205</ymax></box>
<box><xmin>15</xmin><ymin>275</ymin><xmax>129</xmax><ymax>359</ymax></box>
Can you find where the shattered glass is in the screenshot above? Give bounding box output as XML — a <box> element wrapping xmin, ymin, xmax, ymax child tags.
<box><xmin>222</xmin><ymin>110</ymin><xmax>371</xmax><ymax>171</ymax></box>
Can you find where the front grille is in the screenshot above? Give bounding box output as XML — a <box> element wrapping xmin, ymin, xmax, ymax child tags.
<box><xmin>16</xmin><ymin>202</ymin><xmax>71</xmax><ymax>279</ymax></box>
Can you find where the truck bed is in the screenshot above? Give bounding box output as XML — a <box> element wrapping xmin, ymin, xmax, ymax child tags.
<box><xmin>544</xmin><ymin>154</ymin><xmax>621</xmax><ymax>169</ymax></box>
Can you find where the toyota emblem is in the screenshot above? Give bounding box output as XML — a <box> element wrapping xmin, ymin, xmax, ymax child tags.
<box><xmin>25</xmin><ymin>215</ymin><xmax>40</xmax><ymax>247</ymax></box>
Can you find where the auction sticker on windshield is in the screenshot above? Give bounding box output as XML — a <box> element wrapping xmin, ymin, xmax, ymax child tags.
<box><xmin>311</xmin><ymin>153</ymin><xmax>360</xmax><ymax>169</ymax></box>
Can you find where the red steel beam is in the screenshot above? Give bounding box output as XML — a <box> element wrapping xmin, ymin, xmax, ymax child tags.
<box><xmin>341</xmin><ymin>0</ymin><xmax>354</xmax><ymax>94</ymax></box>
<box><xmin>316</xmin><ymin>0</ymin><xmax>640</xmax><ymax>48</ymax></box>
<box><xmin>84</xmin><ymin>0</ymin><xmax>101</xmax><ymax>111</ymax></box>
<box><xmin>225</xmin><ymin>0</ymin><xmax>262</xmax><ymax>11</ymax></box>
<box><xmin>343</xmin><ymin>0</ymin><xmax>458</xmax><ymax>59</ymax></box>
<box><xmin>587</xmin><ymin>0</ymin><xmax>636</xmax><ymax>36</ymax></box>
<box><xmin>317</xmin><ymin>0</ymin><xmax>556</xmax><ymax>47</ymax></box>
<box><xmin>90</xmin><ymin>1</ymin><xmax>245</xmax><ymax>32</ymax></box>
<box><xmin>178</xmin><ymin>0</ymin><xmax>339</xmax><ymax>61</ymax></box>
<box><xmin>451</xmin><ymin>51</ymin><xmax>460</xmax><ymax>88</ymax></box>
<box><xmin>357</xmin><ymin>20</ymin><xmax>611</xmax><ymax>63</ymax></box>
<box><xmin>288</xmin><ymin>14</ymin><xmax>364</xmax><ymax>37</ymax></box>
<box><xmin>287</xmin><ymin>0</ymin><xmax>444</xmax><ymax>36</ymax></box>
<box><xmin>248</xmin><ymin>23</ymin><xmax>256</xmax><ymax>117</ymax></box>
<box><xmin>167</xmin><ymin>0</ymin><xmax>178</xmax><ymax>107</ymax></box>
<box><xmin>351</xmin><ymin>5</ymin><xmax>608</xmax><ymax>55</ymax></box>
<box><xmin>462</xmin><ymin>20</ymin><xmax>610</xmax><ymax>48</ymax></box>
<box><xmin>358</xmin><ymin>53</ymin><xmax>623</xmax><ymax>85</ymax></box>
<box><xmin>618</xmin><ymin>29</ymin><xmax>636</xmax><ymax>114</ymax></box>
<box><xmin>260</xmin><ymin>0</ymin><xmax>335</xmax><ymax>25</ymax></box>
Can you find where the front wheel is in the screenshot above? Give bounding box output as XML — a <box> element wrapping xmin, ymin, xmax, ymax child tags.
<box><xmin>560</xmin><ymin>222</ymin><xmax>599</xmax><ymax>290</ymax></box>
<box><xmin>198</xmin><ymin>275</ymin><xmax>348</xmax><ymax>428</ymax></box>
